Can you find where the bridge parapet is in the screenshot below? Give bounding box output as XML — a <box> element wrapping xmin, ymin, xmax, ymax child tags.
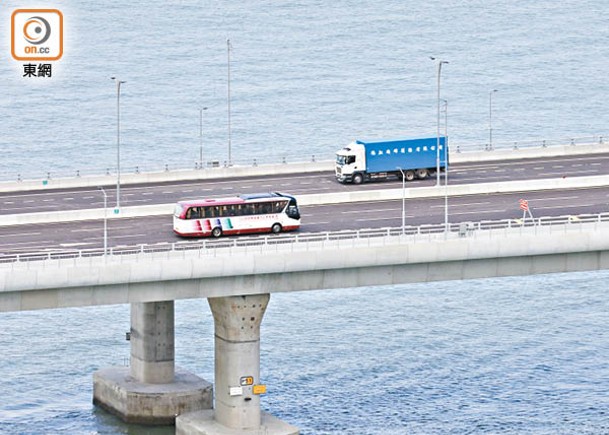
<box><xmin>2</xmin><ymin>213</ymin><xmax>609</xmax><ymax>313</ymax></box>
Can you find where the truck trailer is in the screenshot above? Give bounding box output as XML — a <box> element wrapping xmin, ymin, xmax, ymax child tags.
<box><xmin>335</xmin><ymin>136</ymin><xmax>448</xmax><ymax>184</ymax></box>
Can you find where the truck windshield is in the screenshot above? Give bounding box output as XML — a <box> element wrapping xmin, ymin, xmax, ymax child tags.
<box><xmin>336</xmin><ymin>155</ymin><xmax>355</xmax><ymax>165</ymax></box>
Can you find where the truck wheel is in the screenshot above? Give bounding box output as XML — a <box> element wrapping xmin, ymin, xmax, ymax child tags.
<box><xmin>405</xmin><ymin>170</ymin><xmax>415</xmax><ymax>181</ymax></box>
<box><xmin>211</xmin><ymin>227</ymin><xmax>223</xmax><ymax>238</ymax></box>
<box><xmin>416</xmin><ymin>168</ymin><xmax>429</xmax><ymax>179</ymax></box>
<box><xmin>352</xmin><ymin>173</ymin><xmax>364</xmax><ymax>184</ymax></box>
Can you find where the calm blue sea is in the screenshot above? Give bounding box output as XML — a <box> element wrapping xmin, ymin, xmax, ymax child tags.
<box><xmin>2</xmin><ymin>272</ymin><xmax>609</xmax><ymax>434</ymax></box>
<box><xmin>2</xmin><ymin>1</ymin><xmax>609</xmax><ymax>434</ymax></box>
<box><xmin>1</xmin><ymin>0</ymin><xmax>609</xmax><ymax>179</ymax></box>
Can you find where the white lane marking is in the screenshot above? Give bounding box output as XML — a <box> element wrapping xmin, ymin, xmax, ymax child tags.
<box><xmin>342</xmin><ymin>208</ymin><xmax>397</xmax><ymax>214</ymax></box>
<box><xmin>64</xmin><ymin>197</ymin><xmax>75</xmax><ymax>201</ymax></box>
<box><xmin>355</xmin><ymin>216</ymin><xmax>407</xmax><ymax>222</ymax></box>
<box><xmin>0</xmin><ymin>240</ymin><xmax>54</xmax><ymax>247</ymax></box>
<box><xmin>112</xmin><ymin>234</ymin><xmax>147</xmax><ymax>239</ymax></box>
<box><xmin>528</xmin><ymin>195</ymin><xmax>579</xmax><ymax>201</ymax></box>
<box><xmin>142</xmin><ymin>192</ymin><xmax>154</xmax><ymax>196</ymax></box>
<box><xmin>430</xmin><ymin>201</ymin><xmax>492</xmax><ymax>208</ymax></box>
<box><xmin>124</xmin><ymin>199</ymin><xmax>156</xmax><ymax>203</ymax></box>
<box><xmin>535</xmin><ymin>204</ymin><xmax>589</xmax><ymax>210</ymax></box>
<box><xmin>0</xmin><ymin>231</ymin><xmax>42</xmax><ymax>238</ymax></box>
<box><xmin>448</xmin><ymin>209</ymin><xmax>508</xmax><ymax>215</ymax></box>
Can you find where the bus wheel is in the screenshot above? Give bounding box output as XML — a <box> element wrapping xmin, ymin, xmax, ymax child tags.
<box><xmin>416</xmin><ymin>168</ymin><xmax>428</xmax><ymax>179</ymax></box>
<box><xmin>271</xmin><ymin>223</ymin><xmax>282</xmax><ymax>234</ymax></box>
<box><xmin>405</xmin><ymin>170</ymin><xmax>415</xmax><ymax>181</ymax></box>
<box><xmin>211</xmin><ymin>227</ymin><xmax>223</xmax><ymax>238</ymax></box>
<box><xmin>352</xmin><ymin>173</ymin><xmax>364</xmax><ymax>184</ymax></box>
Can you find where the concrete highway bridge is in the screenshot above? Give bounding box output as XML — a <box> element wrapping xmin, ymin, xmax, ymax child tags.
<box><xmin>2</xmin><ymin>140</ymin><xmax>609</xmax><ymax>434</ymax></box>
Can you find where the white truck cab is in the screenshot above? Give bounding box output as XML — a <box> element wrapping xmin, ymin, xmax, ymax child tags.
<box><xmin>335</xmin><ymin>142</ymin><xmax>366</xmax><ymax>183</ymax></box>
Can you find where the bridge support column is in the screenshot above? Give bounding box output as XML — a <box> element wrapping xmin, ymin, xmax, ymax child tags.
<box><xmin>130</xmin><ymin>300</ymin><xmax>175</xmax><ymax>383</ymax></box>
<box><xmin>176</xmin><ymin>294</ymin><xmax>298</xmax><ymax>435</ymax></box>
<box><xmin>93</xmin><ymin>301</ymin><xmax>212</xmax><ymax>425</ymax></box>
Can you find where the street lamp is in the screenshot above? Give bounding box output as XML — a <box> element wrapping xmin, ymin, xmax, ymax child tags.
<box><xmin>110</xmin><ymin>77</ymin><xmax>126</xmax><ymax>211</ymax></box>
<box><xmin>227</xmin><ymin>39</ymin><xmax>232</xmax><ymax>166</ymax></box>
<box><xmin>98</xmin><ymin>186</ymin><xmax>108</xmax><ymax>255</ymax></box>
<box><xmin>199</xmin><ymin>107</ymin><xmax>208</xmax><ymax>168</ymax></box>
<box><xmin>430</xmin><ymin>57</ymin><xmax>448</xmax><ymax>186</ymax></box>
<box><xmin>489</xmin><ymin>89</ymin><xmax>498</xmax><ymax>150</ymax></box>
<box><xmin>396</xmin><ymin>167</ymin><xmax>406</xmax><ymax>235</ymax></box>
<box><xmin>441</xmin><ymin>99</ymin><xmax>448</xmax><ymax>138</ymax></box>
<box><xmin>441</xmin><ymin>98</ymin><xmax>449</xmax><ymax>232</ymax></box>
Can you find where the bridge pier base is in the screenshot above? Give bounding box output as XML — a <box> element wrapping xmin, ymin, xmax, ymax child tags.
<box><xmin>93</xmin><ymin>301</ymin><xmax>212</xmax><ymax>424</ymax></box>
<box><xmin>176</xmin><ymin>294</ymin><xmax>298</xmax><ymax>435</ymax></box>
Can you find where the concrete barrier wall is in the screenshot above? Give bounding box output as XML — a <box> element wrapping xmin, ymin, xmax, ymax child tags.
<box><xmin>0</xmin><ymin>161</ymin><xmax>334</xmax><ymax>193</ymax></box>
<box><xmin>2</xmin><ymin>220</ymin><xmax>609</xmax><ymax>311</ymax></box>
<box><xmin>1</xmin><ymin>141</ymin><xmax>608</xmax><ymax>193</ymax></box>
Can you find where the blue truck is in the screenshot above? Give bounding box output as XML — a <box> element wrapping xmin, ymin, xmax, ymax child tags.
<box><xmin>335</xmin><ymin>136</ymin><xmax>448</xmax><ymax>184</ymax></box>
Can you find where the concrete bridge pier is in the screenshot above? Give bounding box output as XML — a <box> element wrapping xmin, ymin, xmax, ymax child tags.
<box><xmin>176</xmin><ymin>294</ymin><xmax>299</xmax><ymax>434</ymax></box>
<box><xmin>93</xmin><ymin>300</ymin><xmax>212</xmax><ymax>424</ymax></box>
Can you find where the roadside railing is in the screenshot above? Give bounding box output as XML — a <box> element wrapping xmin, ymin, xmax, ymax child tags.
<box><xmin>3</xmin><ymin>133</ymin><xmax>608</xmax><ymax>183</ymax></box>
<box><xmin>2</xmin><ymin>212</ymin><xmax>609</xmax><ymax>266</ymax></box>
<box><xmin>454</xmin><ymin>134</ymin><xmax>608</xmax><ymax>153</ymax></box>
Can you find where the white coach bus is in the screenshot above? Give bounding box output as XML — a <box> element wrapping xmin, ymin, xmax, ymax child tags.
<box><xmin>173</xmin><ymin>192</ymin><xmax>301</xmax><ymax>238</ymax></box>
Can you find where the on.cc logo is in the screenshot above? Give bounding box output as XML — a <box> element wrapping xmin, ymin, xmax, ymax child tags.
<box><xmin>11</xmin><ymin>9</ymin><xmax>63</xmax><ymax>61</ymax></box>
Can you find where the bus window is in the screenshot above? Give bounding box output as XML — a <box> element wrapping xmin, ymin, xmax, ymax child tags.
<box><xmin>190</xmin><ymin>207</ymin><xmax>201</xmax><ymax>219</ymax></box>
<box><xmin>275</xmin><ymin>200</ymin><xmax>288</xmax><ymax>213</ymax></box>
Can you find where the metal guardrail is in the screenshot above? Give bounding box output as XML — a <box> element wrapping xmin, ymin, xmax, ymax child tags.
<box><xmin>3</xmin><ymin>134</ymin><xmax>609</xmax><ymax>183</ymax></box>
<box><xmin>2</xmin><ymin>212</ymin><xmax>609</xmax><ymax>266</ymax></box>
<box><xmin>455</xmin><ymin>134</ymin><xmax>608</xmax><ymax>153</ymax></box>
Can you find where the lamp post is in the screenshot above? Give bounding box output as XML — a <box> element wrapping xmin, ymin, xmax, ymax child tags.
<box><xmin>110</xmin><ymin>77</ymin><xmax>126</xmax><ymax>211</ymax></box>
<box><xmin>396</xmin><ymin>167</ymin><xmax>406</xmax><ymax>235</ymax></box>
<box><xmin>441</xmin><ymin>98</ymin><xmax>449</xmax><ymax>232</ymax></box>
<box><xmin>199</xmin><ymin>107</ymin><xmax>208</xmax><ymax>168</ymax></box>
<box><xmin>430</xmin><ymin>57</ymin><xmax>448</xmax><ymax>187</ymax></box>
<box><xmin>441</xmin><ymin>99</ymin><xmax>448</xmax><ymax>138</ymax></box>
<box><xmin>98</xmin><ymin>187</ymin><xmax>108</xmax><ymax>255</ymax></box>
<box><xmin>489</xmin><ymin>89</ymin><xmax>498</xmax><ymax>150</ymax></box>
<box><xmin>227</xmin><ymin>39</ymin><xmax>232</xmax><ymax>166</ymax></box>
